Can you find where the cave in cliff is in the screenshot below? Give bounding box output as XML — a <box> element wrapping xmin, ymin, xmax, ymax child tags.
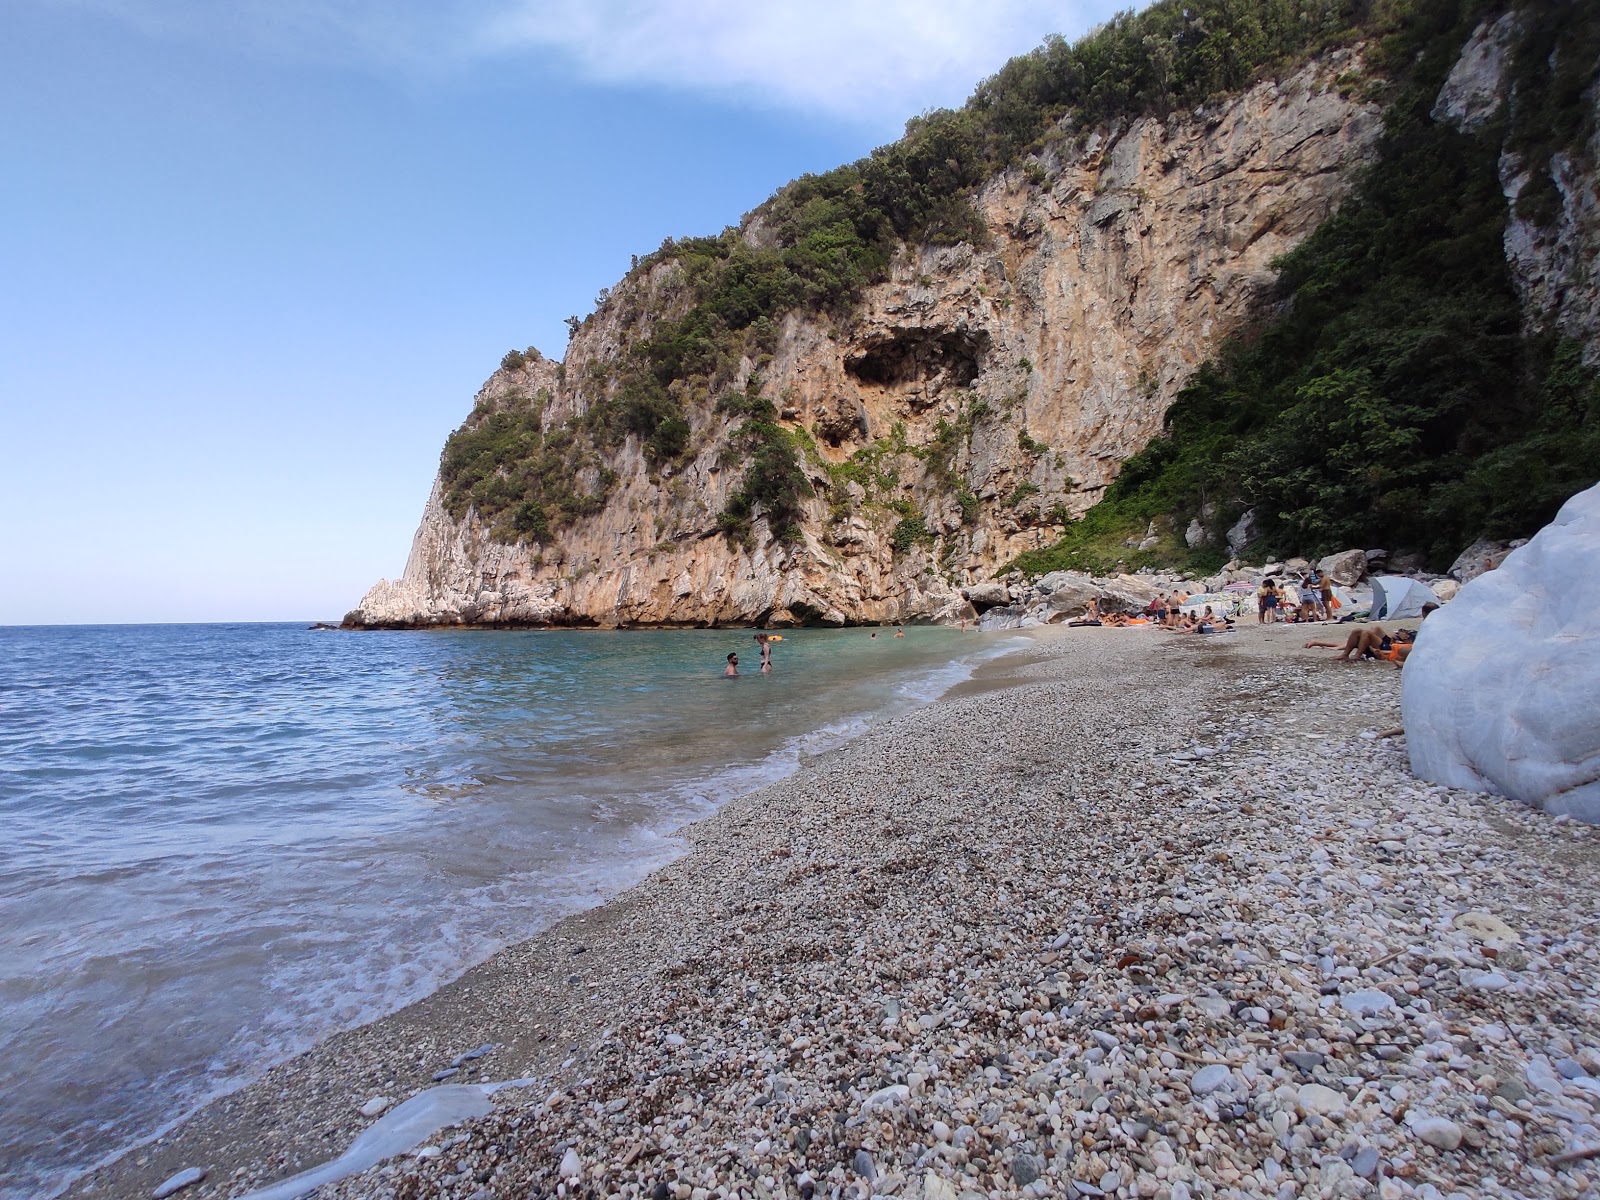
<box><xmin>844</xmin><ymin>329</ymin><xmax>989</xmax><ymax>407</ymax></box>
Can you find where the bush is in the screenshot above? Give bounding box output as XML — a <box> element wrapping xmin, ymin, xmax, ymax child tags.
<box><xmin>891</xmin><ymin>514</ymin><xmax>932</xmax><ymax>554</ymax></box>
<box><xmin>718</xmin><ymin>413</ymin><xmax>814</xmax><ymax>545</ymax></box>
<box><xmin>1004</xmin><ymin>481</ymin><xmax>1041</xmax><ymax>508</ymax></box>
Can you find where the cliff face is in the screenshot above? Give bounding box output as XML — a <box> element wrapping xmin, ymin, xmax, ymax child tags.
<box><xmin>1434</xmin><ymin>11</ymin><xmax>1600</xmax><ymax>363</ymax></box>
<box><xmin>350</xmin><ymin>54</ymin><xmax>1386</xmax><ymax>629</ymax></box>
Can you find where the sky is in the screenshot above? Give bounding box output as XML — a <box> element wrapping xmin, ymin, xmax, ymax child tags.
<box><xmin>1</xmin><ymin>0</ymin><xmax>1123</xmax><ymax>624</ymax></box>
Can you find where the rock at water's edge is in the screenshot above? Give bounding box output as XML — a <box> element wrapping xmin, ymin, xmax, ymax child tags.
<box><xmin>1402</xmin><ymin>482</ymin><xmax>1600</xmax><ymax>821</ymax></box>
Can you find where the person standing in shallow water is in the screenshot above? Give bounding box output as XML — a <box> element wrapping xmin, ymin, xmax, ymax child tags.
<box><xmin>724</xmin><ymin>652</ymin><xmax>739</xmax><ymax>677</ymax></box>
<box><xmin>754</xmin><ymin>633</ymin><xmax>772</xmax><ymax>673</ymax></box>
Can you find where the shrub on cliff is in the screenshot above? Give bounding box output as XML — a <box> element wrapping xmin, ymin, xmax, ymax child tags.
<box><xmin>716</xmin><ymin>396</ymin><xmax>813</xmax><ymax>546</ymax></box>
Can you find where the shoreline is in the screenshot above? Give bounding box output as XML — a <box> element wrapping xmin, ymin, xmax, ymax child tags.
<box><xmin>70</xmin><ymin>626</ymin><xmax>1600</xmax><ymax>1199</ymax></box>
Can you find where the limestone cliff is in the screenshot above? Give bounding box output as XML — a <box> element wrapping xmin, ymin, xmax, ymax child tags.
<box><xmin>347</xmin><ymin>52</ymin><xmax>1383</xmax><ymax>629</ymax></box>
<box><xmin>1433</xmin><ymin>11</ymin><xmax>1600</xmax><ymax>362</ymax></box>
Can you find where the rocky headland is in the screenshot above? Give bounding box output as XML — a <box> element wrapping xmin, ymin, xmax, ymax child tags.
<box><xmin>344</xmin><ymin>3</ymin><xmax>1600</xmax><ymax>634</ymax></box>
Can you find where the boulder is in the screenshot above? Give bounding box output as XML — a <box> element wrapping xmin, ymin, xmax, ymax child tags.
<box><xmin>1226</xmin><ymin>509</ymin><xmax>1257</xmax><ymax>554</ymax></box>
<box><xmin>962</xmin><ymin>582</ymin><xmax>1011</xmax><ymax>612</ymax></box>
<box><xmin>1104</xmin><ymin>574</ymin><xmax>1160</xmax><ymax>611</ymax></box>
<box><xmin>1185</xmin><ymin>518</ymin><xmax>1209</xmax><ymax>548</ymax></box>
<box><xmin>1318</xmin><ymin>549</ymin><xmax>1369</xmax><ymax>587</ymax></box>
<box><xmin>977</xmin><ymin>604</ymin><xmax>1030</xmax><ymax>631</ymax></box>
<box><xmin>1431</xmin><ymin>578</ymin><xmax>1461</xmax><ymax>603</ymax></box>
<box><xmin>1403</xmin><ymin>483</ymin><xmax>1600</xmax><ymax>822</ymax></box>
<box><xmin>1449</xmin><ymin>537</ymin><xmax>1528</xmax><ymax>583</ymax></box>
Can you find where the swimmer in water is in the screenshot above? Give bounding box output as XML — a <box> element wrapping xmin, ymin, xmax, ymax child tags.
<box><xmin>724</xmin><ymin>652</ymin><xmax>739</xmax><ymax>677</ymax></box>
<box><xmin>754</xmin><ymin>633</ymin><xmax>772</xmax><ymax>673</ymax></box>
<box><xmin>894</xmin><ymin>628</ymin><xmax>905</xmax><ymax>638</ymax></box>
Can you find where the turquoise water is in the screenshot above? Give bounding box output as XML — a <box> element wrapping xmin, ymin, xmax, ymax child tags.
<box><xmin>0</xmin><ymin>622</ymin><xmax>1006</xmax><ymax>1199</ymax></box>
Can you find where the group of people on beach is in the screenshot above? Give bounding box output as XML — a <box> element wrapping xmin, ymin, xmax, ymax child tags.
<box><xmin>1253</xmin><ymin>568</ymin><xmax>1336</xmax><ymax>623</ymax></box>
<box><xmin>1067</xmin><ymin>594</ymin><xmax>1233</xmax><ymax>634</ymax></box>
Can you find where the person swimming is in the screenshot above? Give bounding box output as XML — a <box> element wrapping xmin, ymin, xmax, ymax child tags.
<box><xmin>894</xmin><ymin>628</ymin><xmax>905</xmax><ymax>638</ymax></box>
<box><xmin>754</xmin><ymin>633</ymin><xmax>773</xmax><ymax>672</ymax></box>
<box><xmin>724</xmin><ymin>652</ymin><xmax>739</xmax><ymax>677</ymax></box>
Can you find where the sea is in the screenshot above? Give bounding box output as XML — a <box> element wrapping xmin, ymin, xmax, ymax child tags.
<box><xmin>0</xmin><ymin>622</ymin><xmax>1011</xmax><ymax>1199</ymax></box>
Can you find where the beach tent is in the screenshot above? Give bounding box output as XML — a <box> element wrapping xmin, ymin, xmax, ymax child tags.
<box><xmin>1369</xmin><ymin>575</ymin><xmax>1441</xmax><ymax>620</ymax></box>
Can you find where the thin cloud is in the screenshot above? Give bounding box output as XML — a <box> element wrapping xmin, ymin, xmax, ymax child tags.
<box><xmin>476</xmin><ymin>1</ymin><xmax>1111</xmax><ymax>126</ymax></box>
<box><xmin>49</xmin><ymin>0</ymin><xmax>1118</xmax><ymax>129</ymax></box>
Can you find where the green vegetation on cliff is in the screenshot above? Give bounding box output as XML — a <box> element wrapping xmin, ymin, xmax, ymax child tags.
<box><xmin>438</xmin><ymin>0</ymin><xmax>1394</xmax><ymax>544</ymax></box>
<box><xmin>1016</xmin><ymin>0</ymin><xmax>1600</xmax><ymax>576</ymax></box>
<box><xmin>440</xmin><ymin>0</ymin><xmax>1598</xmax><ymax>566</ymax></box>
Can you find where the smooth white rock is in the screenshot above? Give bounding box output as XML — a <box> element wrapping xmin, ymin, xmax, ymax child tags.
<box><xmin>236</xmin><ymin>1079</ymin><xmax>531</xmax><ymax>1200</ymax></box>
<box><xmin>862</xmin><ymin>1084</ymin><xmax>910</xmax><ymax>1113</ymax></box>
<box><xmin>1191</xmin><ymin>1064</ymin><xmax>1232</xmax><ymax>1094</ymax></box>
<box><xmin>1341</xmin><ymin>989</ymin><xmax>1395</xmax><ymax>1017</ymax></box>
<box><xmin>1411</xmin><ymin>1116</ymin><xmax>1464</xmax><ymax>1151</ymax></box>
<box><xmin>152</xmin><ymin>1167</ymin><xmax>207</xmax><ymax>1199</ymax></box>
<box><xmin>358</xmin><ymin>1096</ymin><xmax>390</xmax><ymax>1118</ymax></box>
<box><xmin>1404</xmin><ymin>483</ymin><xmax>1600</xmax><ymax>821</ymax></box>
<box><xmin>559</xmin><ymin>1147</ymin><xmax>583</xmax><ymax>1179</ymax></box>
<box><xmin>1298</xmin><ymin>1083</ymin><xmax>1348</xmax><ymax>1116</ymax></box>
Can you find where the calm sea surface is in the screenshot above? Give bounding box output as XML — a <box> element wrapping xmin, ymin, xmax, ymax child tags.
<box><xmin>0</xmin><ymin>622</ymin><xmax>1007</xmax><ymax>1199</ymax></box>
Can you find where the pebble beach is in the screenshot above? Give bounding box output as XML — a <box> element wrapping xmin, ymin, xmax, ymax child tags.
<box><xmin>73</xmin><ymin>626</ymin><xmax>1600</xmax><ymax>1200</ymax></box>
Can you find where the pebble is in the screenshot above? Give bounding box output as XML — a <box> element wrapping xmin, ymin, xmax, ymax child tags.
<box><xmin>861</xmin><ymin>1084</ymin><xmax>909</xmax><ymax>1112</ymax></box>
<box><xmin>1011</xmin><ymin>1153</ymin><xmax>1044</xmax><ymax>1185</ymax></box>
<box><xmin>151</xmin><ymin>1167</ymin><xmax>206</xmax><ymax>1198</ymax></box>
<box><xmin>1341</xmin><ymin>989</ymin><xmax>1395</xmax><ymax>1017</ymax></box>
<box><xmin>1413</xmin><ymin>1116</ymin><xmax>1464</xmax><ymax>1151</ymax></box>
<box><xmin>1191</xmin><ymin>1064</ymin><xmax>1232</xmax><ymax>1094</ymax></box>
<box><xmin>357</xmin><ymin>1096</ymin><xmax>390</xmax><ymax>1118</ymax></box>
<box><xmin>1297</xmin><ymin>1082</ymin><xmax>1347</xmax><ymax>1116</ymax></box>
<box><xmin>1352</xmin><ymin>1144</ymin><xmax>1380</xmax><ymax>1178</ymax></box>
<box><xmin>852</xmin><ymin>1149</ymin><xmax>876</xmax><ymax>1179</ymax></box>
<box><xmin>558</xmin><ymin>1147</ymin><xmax>582</xmax><ymax>1179</ymax></box>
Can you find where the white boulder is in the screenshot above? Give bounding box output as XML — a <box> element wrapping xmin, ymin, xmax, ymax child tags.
<box><xmin>1402</xmin><ymin>483</ymin><xmax>1600</xmax><ymax>822</ymax></box>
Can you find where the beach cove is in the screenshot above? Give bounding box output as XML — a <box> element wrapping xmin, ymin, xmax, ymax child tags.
<box><xmin>72</xmin><ymin>627</ymin><xmax>1600</xmax><ymax>1200</ymax></box>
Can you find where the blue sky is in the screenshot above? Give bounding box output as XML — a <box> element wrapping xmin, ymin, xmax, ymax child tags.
<box><xmin>1</xmin><ymin>0</ymin><xmax>1120</xmax><ymax>624</ymax></box>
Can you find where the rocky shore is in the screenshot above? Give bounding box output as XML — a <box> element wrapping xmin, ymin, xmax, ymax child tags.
<box><xmin>75</xmin><ymin>627</ymin><xmax>1600</xmax><ymax>1200</ymax></box>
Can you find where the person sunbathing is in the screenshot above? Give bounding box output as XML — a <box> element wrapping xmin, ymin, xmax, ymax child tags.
<box><xmin>1304</xmin><ymin>604</ymin><xmax>1437</xmax><ymax>664</ymax></box>
<box><xmin>1304</xmin><ymin>626</ymin><xmax>1394</xmax><ymax>660</ymax></box>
